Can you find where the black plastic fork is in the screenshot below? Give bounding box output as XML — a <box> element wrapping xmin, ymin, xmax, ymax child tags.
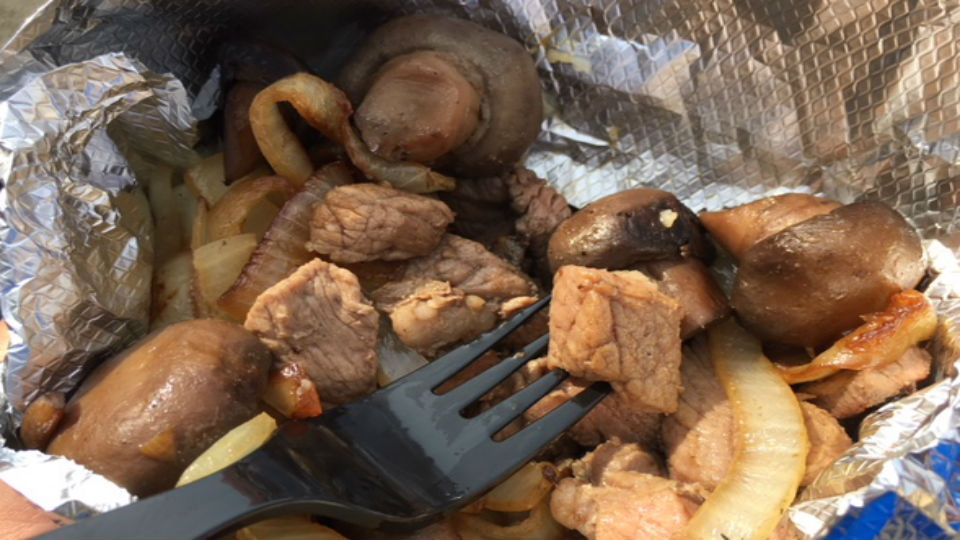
<box><xmin>38</xmin><ymin>295</ymin><xmax>610</xmax><ymax>540</ymax></box>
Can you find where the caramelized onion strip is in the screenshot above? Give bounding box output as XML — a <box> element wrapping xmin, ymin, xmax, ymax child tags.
<box><xmin>680</xmin><ymin>319</ymin><xmax>808</xmax><ymax>540</ymax></box>
<box><xmin>779</xmin><ymin>290</ymin><xmax>937</xmax><ymax>384</ymax></box>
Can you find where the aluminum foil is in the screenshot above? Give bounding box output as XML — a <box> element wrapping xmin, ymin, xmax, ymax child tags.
<box><xmin>1</xmin><ymin>0</ymin><xmax>960</xmax><ymax>537</ymax></box>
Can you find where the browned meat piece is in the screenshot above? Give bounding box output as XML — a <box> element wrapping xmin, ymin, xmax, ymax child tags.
<box><xmin>551</xmin><ymin>441</ymin><xmax>707</xmax><ymax>540</ymax></box>
<box><xmin>641</xmin><ymin>259</ymin><xmax>730</xmax><ymax>339</ymax></box>
<box><xmin>663</xmin><ymin>342</ymin><xmax>852</xmax><ymax>488</ymax></box>
<box><xmin>546</xmin><ymin>265</ymin><xmax>683</xmax><ymax>413</ymax></box>
<box><xmin>572</xmin><ymin>439</ymin><xmax>665</xmax><ymax>481</ymax></box>
<box><xmin>307</xmin><ymin>183</ymin><xmax>454</xmax><ymax>263</ymax></box>
<box><xmin>665</xmin><ymin>399</ymin><xmax>850</xmax><ymax>488</ymax></box>
<box><xmin>371</xmin><ymin>234</ymin><xmax>537</xmax><ymax>310</ymax></box>
<box><xmin>505</xmin><ymin>168</ymin><xmax>571</xmax><ymax>260</ymax></box>
<box><xmin>525</xmin><ymin>379</ymin><xmax>662</xmax><ymax>448</ymax></box>
<box><xmin>389</xmin><ymin>281</ymin><xmax>498</xmax><ymax>356</ymax></box>
<box><xmin>800</xmin><ymin>347</ymin><xmax>932</xmax><ymax>419</ymax></box>
<box><xmin>699</xmin><ymin>193</ymin><xmax>841</xmax><ymax>260</ymax></box>
<box><xmin>802</xmin><ymin>402</ymin><xmax>854</xmax><ymax>485</ymax></box>
<box><xmin>245</xmin><ymin>259</ymin><xmax>379</xmax><ymax>405</ymax></box>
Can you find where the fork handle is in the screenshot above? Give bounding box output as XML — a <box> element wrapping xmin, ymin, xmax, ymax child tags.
<box><xmin>33</xmin><ymin>442</ymin><xmax>371</xmax><ymax>540</ymax></box>
<box><xmin>34</xmin><ymin>466</ymin><xmax>285</xmax><ymax>540</ymax></box>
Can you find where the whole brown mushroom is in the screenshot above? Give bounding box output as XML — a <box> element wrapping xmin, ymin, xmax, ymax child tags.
<box><xmin>339</xmin><ymin>15</ymin><xmax>543</xmax><ymax>177</ymax></box>
<box><xmin>46</xmin><ymin>320</ymin><xmax>271</xmax><ymax>496</ymax></box>
<box><xmin>547</xmin><ymin>188</ymin><xmax>712</xmax><ymax>273</ymax></box>
<box><xmin>732</xmin><ymin>201</ymin><xmax>925</xmax><ymax>348</ymax></box>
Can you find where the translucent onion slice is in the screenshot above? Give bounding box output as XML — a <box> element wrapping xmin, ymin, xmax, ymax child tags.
<box><xmin>679</xmin><ymin>319</ymin><xmax>808</xmax><ymax>540</ymax></box>
<box><xmin>176</xmin><ymin>412</ymin><xmax>277</xmax><ymax>487</ymax></box>
<box><xmin>249</xmin><ymin>73</ymin><xmax>352</xmax><ymax>185</ymax></box>
<box><xmin>779</xmin><ymin>290</ymin><xmax>937</xmax><ymax>384</ymax></box>
<box><xmin>249</xmin><ymin>72</ymin><xmax>455</xmax><ymax>193</ymax></box>
<box><xmin>453</xmin><ymin>501</ymin><xmax>565</xmax><ymax>540</ymax></box>
<box><xmin>217</xmin><ymin>164</ymin><xmax>352</xmax><ymax>321</ymax></box>
<box><xmin>172</xmin><ymin>183</ymin><xmax>200</xmax><ymax>249</ymax></box>
<box><xmin>191</xmin><ymin>201</ymin><xmax>209</xmax><ymax>251</ymax></box>
<box><xmin>192</xmin><ymin>234</ymin><xmax>258</xmax><ymax>318</ymax></box>
<box><xmin>150</xmin><ymin>251</ymin><xmax>196</xmax><ymax>331</ymax></box>
<box><xmin>184</xmin><ymin>153</ymin><xmax>229</xmax><ymax>206</ymax></box>
<box><xmin>206</xmin><ymin>175</ymin><xmax>296</xmax><ymax>241</ymax></box>
<box><xmin>376</xmin><ymin>318</ymin><xmax>429</xmax><ymax>387</ymax></box>
<box><xmin>481</xmin><ymin>462</ymin><xmax>554</xmax><ymax>513</ymax></box>
<box><xmin>236</xmin><ymin>517</ymin><xmax>348</xmax><ymax>540</ymax></box>
<box><xmin>341</xmin><ymin>122</ymin><xmax>455</xmax><ymax>194</ymax></box>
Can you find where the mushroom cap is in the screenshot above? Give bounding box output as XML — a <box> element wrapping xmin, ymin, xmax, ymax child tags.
<box><xmin>547</xmin><ymin>188</ymin><xmax>712</xmax><ymax>273</ymax></box>
<box><xmin>732</xmin><ymin>201</ymin><xmax>925</xmax><ymax>348</ymax></box>
<box><xmin>339</xmin><ymin>15</ymin><xmax>543</xmax><ymax>178</ymax></box>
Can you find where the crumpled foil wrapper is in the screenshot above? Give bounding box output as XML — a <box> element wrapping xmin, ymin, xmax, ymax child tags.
<box><xmin>1</xmin><ymin>0</ymin><xmax>959</xmax><ymax>537</ymax></box>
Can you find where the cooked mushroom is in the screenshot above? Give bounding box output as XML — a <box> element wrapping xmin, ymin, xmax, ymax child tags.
<box><xmin>46</xmin><ymin>320</ymin><xmax>271</xmax><ymax>496</ymax></box>
<box><xmin>339</xmin><ymin>15</ymin><xmax>542</xmax><ymax>177</ymax></box>
<box><xmin>732</xmin><ymin>201</ymin><xmax>925</xmax><ymax>348</ymax></box>
<box><xmin>547</xmin><ymin>189</ymin><xmax>711</xmax><ymax>273</ymax></box>
<box><xmin>700</xmin><ymin>193</ymin><xmax>841</xmax><ymax>260</ymax></box>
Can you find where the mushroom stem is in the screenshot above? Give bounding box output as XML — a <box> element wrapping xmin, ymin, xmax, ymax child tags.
<box><xmin>355</xmin><ymin>51</ymin><xmax>481</xmax><ymax>164</ymax></box>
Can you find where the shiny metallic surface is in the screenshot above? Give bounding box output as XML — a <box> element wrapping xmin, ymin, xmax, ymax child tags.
<box><xmin>0</xmin><ymin>0</ymin><xmax>958</xmax><ymax>536</ymax></box>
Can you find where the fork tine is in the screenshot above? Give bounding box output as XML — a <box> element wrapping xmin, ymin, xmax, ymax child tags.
<box><xmin>406</xmin><ymin>295</ymin><xmax>551</xmax><ymax>389</ymax></box>
<box><xmin>438</xmin><ymin>334</ymin><xmax>549</xmax><ymax>407</ymax></box>
<box><xmin>473</xmin><ymin>368</ymin><xmax>567</xmax><ymax>435</ymax></box>
<box><xmin>493</xmin><ymin>382</ymin><xmax>610</xmax><ymax>461</ymax></box>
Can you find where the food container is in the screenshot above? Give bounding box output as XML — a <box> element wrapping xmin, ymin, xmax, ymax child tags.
<box><xmin>1</xmin><ymin>0</ymin><xmax>959</xmax><ymax>537</ymax></box>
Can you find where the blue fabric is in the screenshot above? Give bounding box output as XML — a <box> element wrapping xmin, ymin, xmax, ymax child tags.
<box><xmin>824</xmin><ymin>441</ymin><xmax>960</xmax><ymax>539</ymax></box>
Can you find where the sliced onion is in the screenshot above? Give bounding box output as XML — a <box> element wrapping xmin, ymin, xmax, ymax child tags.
<box><xmin>249</xmin><ymin>73</ymin><xmax>352</xmax><ymax>185</ymax></box>
<box><xmin>217</xmin><ymin>164</ymin><xmax>351</xmax><ymax>321</ymax></box>
<box><xmin>172</xmin><ymin>183</ymin><xmax>200</xmax><ymax>249</ymax></box>
<box><xmin>376</xmin><ymin>318</ymin><xmax>429</xmax><ymax>387</ymax></box>
<box><xmin>192</xmin><ymin>234</ymin><xmax>258</xmax><ymax>318</ymax></box>
<box><xmin>679</xmin><ymin>319</ymin><xmax>808</xmax><ymax>540</ymax></box>
<box><xmin>206</xmin><ymin>175</ymin><xmax>296</xmax><ymax>241</ymax></box>
<box><xmin>236</xmin><ymin>518</ymin><xmax>348</xmax><ymax>540</ymax></box>
<box><xmin>143</xmin><ymin>163</ymin><xmax>182</xmax><ymax>264</ymax></box>
<box><xmin>243</xmin><ymin>200</ymin><xmax>280</xmax><ymax>238</ymax></box>
<box><xmin>454</xmin><ymin>501</ymin><xmax>565</xmax><ymax>540</ymax></box>
<box><xmin>184</xmin><ymin>153</ymin><xmax>229</xmax><ymax>206</ymax></box>
<box><xmin>342</xmin><ymin>122</ymin><xmax>455</xmax><ymax>194</ymax></box>
<box><xmin>176</xmin><ymin>412</ymin><xmax>277</xmax><ymax>487</ymax></box>
<box><xmin>263</xmin><ymin>363</ymin><xmax>323</xmax><ymax>419</ymax></box>
<box><xmin>779</xmin><ymin>290</ymin><xmax>938</xmax><ymax>384</ymax></box>
<box><xmin>249</xmin><ymin>72</ymin><xmax>455</xmax><ymax>193</ymax></box>
<box><xmin>150</xmin><ymin>251</ymin><xmax>196</xmax><ymax>331</ymax></box>
<box><xmin>191</xmin><ymin>201</ymin><xmax>209</xmax><ymax>251</ymax></box>
<box><xmin>481</xmin><ymin>462</ymin><xmax>554</xmax><ymax>513</ymax></box>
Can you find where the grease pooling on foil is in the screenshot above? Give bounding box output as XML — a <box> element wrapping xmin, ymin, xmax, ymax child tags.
<box><xmin>1</xmin><ymin>0</ymin><xmax>959</xmax><ymax>537</ymax></box>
